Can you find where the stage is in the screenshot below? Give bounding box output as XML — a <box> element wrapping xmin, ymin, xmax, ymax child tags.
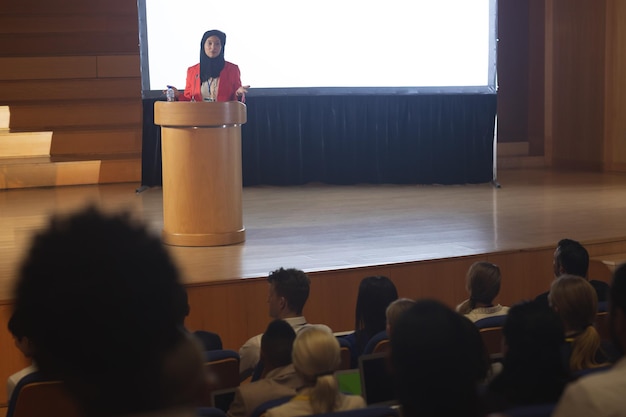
<box><xmin>1</xmin><ymin>167</ymin><xmax>626</xmax><ymax>397</ymax></box>
<box><xmin>3</xmin><ymin>168</ymin><xmax>626</xmax><ymax>290</ymax></box>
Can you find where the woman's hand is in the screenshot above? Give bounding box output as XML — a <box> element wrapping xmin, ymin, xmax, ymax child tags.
<box><xmin>236</xmin><ymin>85</ymin><xmax>250</xmax><ymax>97</ymax></box>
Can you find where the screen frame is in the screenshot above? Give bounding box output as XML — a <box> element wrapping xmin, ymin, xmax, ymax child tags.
<box><xmin>137</xmin><ymin>0</ymin><xmax>498</xmax><ymax>99</ymax></box>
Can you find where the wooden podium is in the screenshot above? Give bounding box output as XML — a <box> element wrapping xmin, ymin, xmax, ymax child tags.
<box><xmin>154</xmin><ymin>101</ymin><xmax>246</xmax><ymax>246</ymax></box>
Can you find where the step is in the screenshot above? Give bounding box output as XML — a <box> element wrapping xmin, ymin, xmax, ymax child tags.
<box><xmin>497</xmin><ymin>142</ymin><xmax>528</xmax><ymax>157</ymax></box>
<box><xmin>0</xmin><ymin>106</ymin><xmax>9</xmax><ymax>129</ymax></box>
<box><xmin>0</xmin><ymin>154</ymin><xmax>141</xmax><ymax>189</ymax></box>
<box><xmin>497</xmin><ymin>155</ymin><xmax>546</xmax><ymax>169</ymax></box>
<box><xmin>0</xmin><ymin>130</ymin><xmax>53</xmax><ymax>157</ymax></box>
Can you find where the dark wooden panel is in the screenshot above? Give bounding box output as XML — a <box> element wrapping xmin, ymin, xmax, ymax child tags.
<box><xmin>0</xmin><ymin>33</ymin><xmax>139</xmax><ymax>56</ymax></box>
<box><xmin>1</xmin><ymin>78</ymin><xmax>141</xmax><ymax>101</ymax></box>
<box><xmin>0</xmin><ymin>14</ymin><xmax>138</xmax><ymax>34</ymax></box>
<box><xmin>0</xmin><ymin>56</ymin><xmax>97</xmax><ymax>80</ymax></box>
<box><xmin>1</xmin><ymin>0</ymin><xmax>137</xmax><ymax>14</ymax></box>
<box><xmin>6</xmin><ymin>100</ymin><xmax>142</xmax><ymax>130</ymax></box>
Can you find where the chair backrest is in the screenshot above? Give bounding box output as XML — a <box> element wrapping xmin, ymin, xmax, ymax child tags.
<box><xmin>249</xmin><ymin>395</ymin><xmax>293</xmax><ymax>417</ymax></box>
<box><xmin>474</xmin><ymin>314</ymin><xmax>507</xmax><ymax>329</ymax></box>
<box><xmin>7</xmin><ymin>372</ymin><xmax>82</xmax><ymax>417</ymax></box>
<box><xmin>363</xmin><ymin>330</ymin><xmax>389</xmax><ymax>355</ymax></box>
<box><xmin>479</xmin><ymin>326</ymin><xmax>504</xmax><ymax>361</ymax></box>
<box><xmin>203</xmin><ymin>350</ymin><xmax>241</xmax><ymax>406</ymax></box>
<box><xmin>314</xmin><ymin>405</ymin><xmax>400</xmax><ymax>417</ymax></box>
<box><xmin>194</xmin><ymin>330</ymin><xmax>223</xmax><ymax>351</ymax></box>
<box><xmin>503</xmin><ymin>403</ymin><xmax>556</xmax><ymax>417</ymax></box>
<box><xmin>337</xmin><ymin>337</ymin><xmax>353</xmax><ymax>370</ymax></box>
<box><xmin>595</xmin><ymin>311</ymin><xmax>610</xmax><ymax>341</ymax></box>
<box><xmin>196</xmin><ymin>406</ymin><xmax>228</xmax><ymax>417</ymax></box>
<box><xmin>572</xmin><ymin>364</ymin><xmax>612</xmax><ymax>380</ymax></box>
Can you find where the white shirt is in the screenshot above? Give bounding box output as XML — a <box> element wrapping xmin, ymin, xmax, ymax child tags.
<box><xmin>465</xmin><ymin>305</ymin><xmax>509</xmax><ymax>323</ymax></box>
<box><xmin>238</xmin><ymin>317</ymin><xmax>332</xmax><ymax>378</ymax></box>
<box><xmin>552</xmin><ymin>357</ymin><xmax>626</xmax><ymax>417</ymax></box>
<box><xmin>7</xmin><ymin>364</ymin><xmax>37</xmax><ymax>400</ymax></box>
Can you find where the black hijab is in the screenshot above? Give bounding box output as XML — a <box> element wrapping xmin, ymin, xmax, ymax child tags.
<box><xmin>200</xmin><ymin>30</ymin><xmax>226</xmax><ymax>83</ymax></box>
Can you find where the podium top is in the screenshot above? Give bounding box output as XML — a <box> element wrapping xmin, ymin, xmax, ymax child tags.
<box><xmin>154</xmin><ymin>101</ymin><xmax>247</xmax><ymax>127</ymax></box>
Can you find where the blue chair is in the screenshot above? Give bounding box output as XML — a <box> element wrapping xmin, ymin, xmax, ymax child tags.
<box><xmin>337</xmin><ymin>336</ymin><xmax>354</xmax><ymax>370</ymax></box>
<box><xmin>196</xmin><ymin>407</ymin><xmax>228</xmax><ymax>417</ymax></box>
<box><xmin>474</xmin><ymin>314</ymin><xmax>507</xmax><ymax>329</ymax></box>
<box><xmin>194</xmin><ymin>330</ymin><xmax>223</xmax><ymax>351</ymax></box>
<box><xmin>503</xmin><ymin>403</ymin><xmax>556</xmax><ymax>417</ymax></box>
<box><xmin>249</xmin><ymin>395</ymin><xmax>293</xmax><ymax>417</ymax></box>
<box><xmin>7</xmin><ymin>372</ymin><xmax>82</xmax><ymax>417</ymax></box>
<box><xmin>315</xmin><ymin>405</ymin><xmax>399</xmax><ymax>417</ymax></box>
<box><xmin>203</xmin><ymin>350</ymin><xmax>240</xmax><ymax>406</ymax></box>
<box><xmin>363</xmin><ymin>330</ymin><xmax>389</xmax><ymax>355</ymax></box>
<box><xmin>250</xmin><ymin>360</ymin><xmax>265</xmax><ymax>382</ymax></box>
<box><xmin>597</xmin><ymin>300</ymin><xmax>608</xmax><ymax>312</ymax></box>
<box><xmin>572</xmin><ymin>364</ymin><xmax>612</xmax><ymax>380</ymax></box>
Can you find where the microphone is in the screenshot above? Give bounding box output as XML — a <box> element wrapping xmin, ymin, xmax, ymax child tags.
<box><xmin>192</xmin><ymin>74</ymin><xmax>199</xmax><ymax>102</ymax></box>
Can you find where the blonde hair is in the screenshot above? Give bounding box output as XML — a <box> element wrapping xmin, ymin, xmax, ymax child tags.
<box><xmin>292</xmin><ymin>327</ymin><xmax>341</xmax><ymax>414</ymax></box>
<box><xmin>457</xmin><ymin>262</ymin><xmax>501</xmax><ymax>315</ymax></box>
<box><xmin>548</xmin><ymin>274</ymin><xmax>602</xmax><ymax>371</ymax></box>
<box><xmin>386</xmin><ymin>298</ymin><xmax>415</xmax><ymax>331</ymax></box>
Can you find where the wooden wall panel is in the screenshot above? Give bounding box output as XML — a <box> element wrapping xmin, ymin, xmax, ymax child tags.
<box><xmin>50</xmin><ymin>129</ymin><xmax>142</xmax><ymax>156</ymax></box>
<box><xmin>550</xmin><ymin>0</ymin><xmax>606</xmax><ymax>170</ymax></box>
<box><xmin>496</xmin><ymin>0</ymin><xmax>530</xmax><ymax>144</ymax></box>
<box><xmin>0</xmin><ymin>0</ymin><xmax>142</xmax><ymax>166</ymax></box>
<box><xmin>0</xmin><ymin>15</ymin><xmax>139</xmax><ymax>34</ymax></box>
<box><xmin>97</xmin><ymin>55</ymin><xmax>141</xmax><ymax>78</ymax></box>
<box><xmin>6</xmin><ymin>101</ymin><xmax>142</xmax><ymax>130</ymax></box>
<box><xmin>0</xmin><ymin>33</ymin><xmax>139</xmax><ymax>56</ymax></box>
<box><xmin>0</xmin><ymin>57</ymin><xmax>97</xmax><ymax>80</ymax></box>
<box><xmin>604</xmin><ymin>0</ymin><xmax>626</xmax><ymax>171</ymax></box>
<box><xmin>1</xmin><ymin>0</ymin><xmax>137</xmax><ymax>14</ymax></box>
<box><xmin>2</xmin><ymin>79</ymin><xmax>141</xmax><ymax>101</ymax></box>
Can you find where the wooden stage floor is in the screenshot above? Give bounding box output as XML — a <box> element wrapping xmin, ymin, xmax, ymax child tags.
<box><xmin>2</xmin><ymin>167</ymin><xmax>626</xmax><ymax>304</ymax></box>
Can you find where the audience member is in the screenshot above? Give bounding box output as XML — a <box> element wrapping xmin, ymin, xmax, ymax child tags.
<box><xmin>11</xmin><ymin>207</ymin><xmax>207</xmax><ymax>417</ymax></box>
<box><xmin>239</xmin><ymin>268</ymin><xmax>331</xmax><ymax>380</ymax></box>
<box><xmin>343</xmin><ymin>276</ymin><xmax>398</xmax><ymax>362</ymax></box>
<box><xmin>457</xmin><ymin>262</ymin><xmax>509</xmax><ymax>322</ymax></box>
<box><xmin>228</xmin><ymin>320</ymin><xmax>301</xmax><ymax>417</ymax></box>
<box><xmin>391</xmin><ymin>299</ymin><xmax>489</xmax><ymax>417</ymax></box>
<box><xmin>482</xmin><ymin>301</ymin><xmax>570</xmax><ymax>412</ymax></box>
<box><xmin>6</xmin><ymin>310</ymin><xmax>37</xmax><ymax>399</ymax></box>
<box><xmin>552</xmin><ymin>262</ymin><xmax>626</xmax><ymax>417</ymax></box>
<box><xmin>536</xmin><ymin>238</ymin><xmax>609</xmax><ymax>307</ymax></box>
<box><xmin>548</xmin><ymin>274</ymin><xmax>607</xmax><ymax>371</ymax></box>
<box><xmin>266</xmin><ymin>327</ymin><xmax>365</xmax><ymax>417</ymax></box>
<box><xmin>385</xmin><ymin>298</ymin><xmax>415</xmax><ymax>338</ymax></box>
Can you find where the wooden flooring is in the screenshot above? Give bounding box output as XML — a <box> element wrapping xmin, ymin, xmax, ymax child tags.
<box><xmin>2</xmin><ymin>167</ymin><xmax>626</xmax><ymax>303</ymax></box>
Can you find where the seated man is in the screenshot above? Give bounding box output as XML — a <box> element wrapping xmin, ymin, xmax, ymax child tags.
<box><xmin>6</xmin><ymin>311</ymin><xmax>37</xmax><ymax>399</ymax></box>
<box><xmin>239</xmin><ymin>268</ymin><xmax>331</xmax><ymax>380</ymax></box>
<box><xmin>552</xmin><ymin>262</ymin><xmax>626</xmax><ymax>417</ymax></box>
<box><xmin>228</xmin><ymin>320</ymin><xmax>302</xmax><ymax>417</ymax></box>
<box><xmin>536</xmin><ymin>238</ymin><xmax>609</xmax><ymax>307</ymax></box>
<box><xmin>11</xmin><ymin>207</ymin><xmax>207</xmax><ymax>417</ymax></box>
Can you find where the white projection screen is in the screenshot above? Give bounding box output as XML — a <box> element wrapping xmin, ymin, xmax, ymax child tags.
<box><xmin>138</xmin><ymin>0</ymin><xmax>497</xmax><ymax>97</ymax></box>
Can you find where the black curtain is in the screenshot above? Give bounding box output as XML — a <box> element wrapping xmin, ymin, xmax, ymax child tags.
<box><xmin>142</xmin><ymin>94</ymin><xmax>496</xmax><ymax>187</ymax></box>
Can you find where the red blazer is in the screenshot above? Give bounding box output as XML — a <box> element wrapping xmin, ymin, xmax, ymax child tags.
<box><xmin>180</xmin><ymin>62</ymin><xmax>242</xmax><ymax>102</ymax></box>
